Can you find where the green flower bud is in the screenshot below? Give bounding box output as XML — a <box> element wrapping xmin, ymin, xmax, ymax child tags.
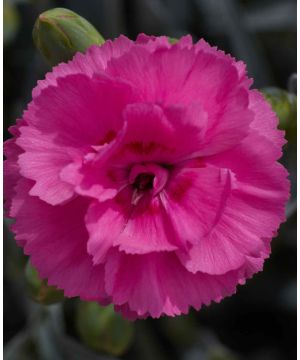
<box><xmin>33</xmin><ymin>8</ymin><xmax>105</xmax><ymax>66</ymax></box>
<box><xmin>25</xmin><ymin>261</ymin><xmax>64</xmax><ymax>305</ymax></box>
<box><xmin>261</xmin><ymin>87</ymin><xmax>297</xmax><ymax>141</ymax></box>
<box><xmin>76</xmin><ymin>302</ymin><xmax>134</xmax><ymax>356</ymax></box>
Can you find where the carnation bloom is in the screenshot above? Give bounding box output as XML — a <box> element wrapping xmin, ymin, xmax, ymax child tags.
<box><xmin>4</xmin><ymin>34</ymin><xmax>289</xmax><ymax>319</ymax></box>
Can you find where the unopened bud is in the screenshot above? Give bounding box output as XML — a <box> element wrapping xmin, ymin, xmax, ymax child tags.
<box><xmin>76</xmin><ymin>302</ymin><xmax>134</xmax><ymax>356</ymax></box>
<box><xmin>33</xmin><ymin>8</ymin><xmax>105</xmax><ymax>66</ymax></box>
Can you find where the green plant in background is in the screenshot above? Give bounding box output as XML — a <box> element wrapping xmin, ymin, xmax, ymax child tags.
<box><xmin>25</xmin><ymin>261</ymin><xmax>65</xmax><ymax>305</ymax></box>
<box><xmin>4</xmin><ymin>0</ymin><xmax>20</xmax><ymax>45</ymax></box>
<box><xmin>76</xmin><ymin>302</ymin><xmax>134</xmax><ymax>356</ymax></box>
<box><xmin>262</xmin><ymin>87</ymin><xmax>297</xmax><ymax>142</ymax></box>
<box><xmin>168</xmin><ymin>37</ymin><xmax>178</xmax><ymax>44</ymax></box>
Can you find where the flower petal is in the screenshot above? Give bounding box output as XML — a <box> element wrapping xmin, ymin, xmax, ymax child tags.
<box><xmin>86</xmin><ymin>189</ymin><xmax>179</xmax><ymax>263</ymax></box>
<box><xmin>17</xmin><ymin>126</ymin><xmax>76</xmax><ymax>205</ymax></box>
<box><xmin>99</xmin><ymin>102</ymin><xmax>208</xmax><ymax>167</ymax></box>
<box><xmin>249</xmin><ymin>89</ymin><xmax>286</xmax><ymax>151</ymax></box>
<box><xmin>11</xmin><ymin>179</ymin><xmax>108</xmax><ymax>302</ymax></box>
<box><xmin>85</xmin><ymin>189</ymin><xmax>132</xmax><ymax>264</ymax></box>
<box><xmin>27</xmin><ymin>73</ymin><xmax>137</xmax><ymax>148</ymax></box>
<box><xmin>105</xmin><ymin>250</ymin><xmax>240</xmax><ymax>318</ymax></box>
<box><xmin>17</xmin><ymin>73</ymin><xmax>137</xmax><ymax>205</ymax></box>
<box><xmin>4</xmin><ymin>119</ymin><xmax>26</xmax><ymax>215</ymax></box>
<box><xmin>180</xmin><ymin>132</ymin><xmax>289</xmax><ymax>275</ymax></box>
<box><xmin>32</xmin><ymin>35</ymin><xmax>134</xmax><ymax>98</ymax></box>
<box><xmin>195</xmin><ymin>38</ymin><xmax>252</xmax><ymax>87</ymax></box>
<box><xmin>107</xmin><ymin>45</ymin><xmax>253</xmax><ymax>155</ymax></box>
<box><xmin>114</xmin><ymin>193</ymin><xmax>179</xmax><ymax>254</ymax></box>
<box><xmin>160</xmin><ymin>166</ymin><xmax>234</xmax><ymax>245</ymax></box>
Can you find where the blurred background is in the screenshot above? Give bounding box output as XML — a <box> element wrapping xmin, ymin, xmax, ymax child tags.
<box><xmin>3</xmin><ymin>0</ymin><xmax>297</xmax><ymax>359</ymax></box>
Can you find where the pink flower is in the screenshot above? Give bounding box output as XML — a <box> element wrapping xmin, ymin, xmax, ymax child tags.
<box><xmin>4</xmin><ymin>34</ymin><xmax>289</xmax><ymax>319</ymax></box>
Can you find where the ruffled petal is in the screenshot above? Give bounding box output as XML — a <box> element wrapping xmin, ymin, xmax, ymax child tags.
<box><xmin>60</xmin><ymin>159</ymin><xmax>127</xmax><ymax>202</ymax></box>
<box><xmin>85</xmin><ymin>189</ymin><xmax>132</xmax><ymax>264</ymax></box>
<box><xmin>105</xmin><ymin>250</ymin><xmax>240</xmax><ymax>318</ymax></box>
<box><xmin>160</xmin><ymin>166</ymin><xmax>234</xmax><ymax>246</ymax></box>
<box><xmin>17</xmin><ymin>74</ymin><xmax>137</xmax><ymax>204</ymax></box>
<box><xmin>197</xmin><ymin>87</ymin><xmax>253</xmax><ymax>156</ymax></box>
<box><xmin>106</xmin><ymin>42</ymin><xmax>241</xmax><ymax>109</ymax></box>
<box><xmin>113</xmin><ymin>193</ymin><xmax>179</xmax><ymax>254</ymax></box>
<box><xmin>11</xmin><ymin>179</ymin><xmax>108</xmax><ymax>302</ymax></box>
<box><xmin>86</xmin><ymin>189</ymin><xmax>179</xmax><ymax>263</ymax></box>
<box><xmin>27</xmin><ymin>73</ymin><xmax>137</xmax><ymax>148</ymax></box>
<box><xmin>4</xmin><ymin>119</ymin><xmax>26</xmax><ymax>215</ymax></box>
<box><xmin>95</xmin><ymin>102</ymin><xmax>208</xmax><ymax>167</ymax></box>
<box><xmin>17</xmin><ymin>126</ymin><xmax>76</xmax><ymax>205</ymax></box>
<box><xmin>249</xmin><ymin>89</ymin><xmax>286</xmax><ymax>151</ymax></box>
<box><xmin>106</xmin><ymin>45</ymin><xmax>253</xmax><ymax>155</ymax></box>
<box><xmin>106</xmin><ymin>44</ymin><xmax>203</xmax><ymax>105</ymax></box>
<box><xmin>180</xmin><ymin>132</ymin><xmax>289</xmax><ymax>275</ymax></box>
<box><xmin>195</xmin><ymin>38</ymin><xmax>252</xmax><ymax>87</ymax></box>
<box><xmin>135</xmin><ymin>33</ymin><xmax>171</xmax><ymax>50</ymax></box>
<box><xmin>32</xmin><ymin>35</ymin><xmax>134</xmax><ymax>98</ymax></box>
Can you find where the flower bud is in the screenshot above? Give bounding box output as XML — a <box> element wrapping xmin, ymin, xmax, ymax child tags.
<box><xmin>76</xmin><ymin>302</ymin><xmax>134</xmax><ymax>356</ymax></box>
<box><xmin>33</xmin><ymin>7</ymin><xmax>105</xmax><ymax>66</ymax></box>
<box><xmin>25</xmin><ymin>261</ymin><xmax>64</xmax><ymax>305</ymax></box>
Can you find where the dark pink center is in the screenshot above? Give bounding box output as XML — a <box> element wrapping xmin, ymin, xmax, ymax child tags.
<box><xmin>133</xmin><ymin>173</ymin><xmax>155</xmax><ymax>191</ymax></box>
<box><xmin>129</xmin><ymin>163</ymin><xmax>169</xmax><ymax>205</ymax></box>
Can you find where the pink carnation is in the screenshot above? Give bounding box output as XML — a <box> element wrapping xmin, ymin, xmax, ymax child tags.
<box><xmin>4</xmin><ymin>34</ymin><xmax>289</xmax><ymax>319</ymax></box>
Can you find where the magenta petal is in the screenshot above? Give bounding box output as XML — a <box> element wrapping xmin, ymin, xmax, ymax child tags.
<box><xmin>28</xmin><ymin>74</ymin><xmax>137</xmax><ymax>147</ymax></box>
<box><xmin>161</xmin><ymin>166</ymin><xmax>234</xmax><ymax>245</ymax></box>
<box><xmin>17</xmin><ymin>73</ymin><xmax>137</xmax><ymax>205</ymax></box>
<box><xmin>60</xmin><ymin>160</ymin><xmax>125</xmax><ymax>202</ymax></box>
<box><xmin>105</xmin><ymin>250</ymin><xmax>240</xmax><ymax>318</ymax></box>
<box><xmin>11</xmin><ymin>179</ymin><xmax>108</xmax><ymax>302</ymax></box>
<box><xmin>114</xmin><ymin>304</ymin><xmax>149</xmax><ymax>321</ymax></box>
<box><xmin>114</xmin><ymin>194</ymin><xmax>179</xmax><ymax>254</ymax></box>
<box><xmin>4</xmin><ymin>119</ymin><xmax>26</xmax><ymax>215</ymax></box>
<box><xmin>85</xmin><ymin>189</ymin><xmax>132</xmax><ymax>264</ymax></box>
<box><xmin>86</xmin><ymin>189</ymin><xmax>179</xmax><ymax>260</ymax></box>
<box><xmin>135</xmin><ymin>33</ymin><xmax>171</xmax><ymax>51</ymax></box>
<box><xmin>195</xmin><ymin>38</ymin><xmax>253</xmax><ymax>87</ymax></box>
<box><xmin>249</xmin><ymin>89</ymin><xmax>286</xmax><ymax>149</ymax></box>
<box><xmin>17</xmin><ymin>126</ymin><xmax>76</xmax><ymax>205</ymax></box>
<box><xmin>106</xmin><ymin>102</ymin><xmax>209</xmax><ymax>166</ymax></box>
<box><xmin>32</xmin><ymin>35</ymin><xmax>134</xmax><ymax>98</ymax></box>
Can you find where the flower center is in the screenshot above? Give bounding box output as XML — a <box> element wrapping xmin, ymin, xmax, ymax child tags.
<box><xmin>129</xmin><ymin>163</ymin><xmax>169</xmax><ymax>205</ymax></box>
<box><xmin>133</xmin><ymin>173</ymin><xmax>154</xmax><ymax>191</ymax></box>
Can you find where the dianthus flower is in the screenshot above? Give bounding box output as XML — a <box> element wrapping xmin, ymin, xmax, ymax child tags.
<box><xmin>4</xmin><ymin>34</ymin><xmax>289</xmax><ymax>319</ymax></box>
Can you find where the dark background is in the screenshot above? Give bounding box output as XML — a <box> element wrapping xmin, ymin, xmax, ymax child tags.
<box><xmin>4</xmin><ymin>0</ymin><xmax>297</xmax><ymax>359</ymax></box>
